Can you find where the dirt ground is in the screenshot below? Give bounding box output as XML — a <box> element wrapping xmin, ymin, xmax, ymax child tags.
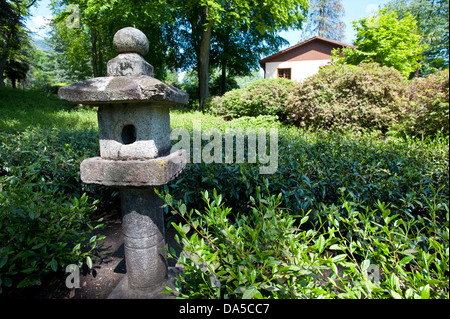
<box><xmin>0</xmin><ymin>211</ymin><xmax>181</xmax><ymax>299</ymax></box>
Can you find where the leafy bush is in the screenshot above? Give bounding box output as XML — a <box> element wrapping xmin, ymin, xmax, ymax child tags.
<box><xmin>210</xmin><ymin>78</ymin><xmax>296</xmax><ymax>120</ymax></box>
<box><xmin>285</xmin><ymin>62</ymin><xmax>408</xmax><ymax>132</ymax></box>
<box><xmin>0</xmin><ymin>128</ymin><xmax>105</xmax><ymax>292</ymax></box>
<box><xmin>400</xmin><ymin>70</ymin><xmax>449</xmax><ymax>137</ymax></box>
<box><xmin>161</xmin><ymin>187</ymin><xmax>448</xmax><ymax>299</ymax></box>
<box><xmin>168</xmin><ymin>125</ymin><xmax>449</xmax><ymax>226</ymax></box>
<box><xmin>162</xmin><ymin>188</ymin><xmax>332</xmax><ymax>299</ymax></box>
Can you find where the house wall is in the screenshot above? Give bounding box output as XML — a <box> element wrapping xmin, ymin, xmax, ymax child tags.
<box><xmin>265</xmin><ymin>60</ymin><xmax>331</xmax><ymax>82</ymax></box>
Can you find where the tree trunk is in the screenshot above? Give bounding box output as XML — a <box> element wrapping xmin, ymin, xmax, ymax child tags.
<box><xmin>221</xmin><ymin>62</ymin><xmax>227</xmax><ymax>95</ymax></box>
<box><xmin>198</xmin><ymin>5</ymin><xmax>212</xmax><ymax>111</ymax></box>
<box><xmin>91</xmin><ymin>28</ymin><xmax>99</xmax><ymax>77</ymax></box>
<box><xmin>0</xmin><ymin>37</ymin><xmax>9</xmax><ymax>87</ymax></box>
<box><xmin>0</xmin><ymin>58</ymin><xmax>6</xmax><ymax>87</ymax></box>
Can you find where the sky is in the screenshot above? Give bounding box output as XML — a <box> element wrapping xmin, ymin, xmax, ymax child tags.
<box><xmin>28</xmin><ymin>0</ymin><xmax>392</xmax><ymax>46</ymax></box>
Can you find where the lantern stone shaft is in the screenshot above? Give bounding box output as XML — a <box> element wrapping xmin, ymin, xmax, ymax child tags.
<box><xmin>58</xmin><ymin>27</ymin><xmax>188</xmax><ymax>298</ymax></box>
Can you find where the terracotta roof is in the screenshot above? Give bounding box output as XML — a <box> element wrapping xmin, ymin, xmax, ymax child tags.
<box><xmin>259</xmin><ymin>36</ymin><xmax>355</xmax><ymax>66</ymax></box>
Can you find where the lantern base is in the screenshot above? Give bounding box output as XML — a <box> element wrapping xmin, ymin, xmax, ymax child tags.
<box><xmin>80</xmin><ymin>150</ymin><xmax>186</xmax><ymax>187</ymax></box>
<box><xmin>107</xmin><ymin>267</ymin><xmax>182</xmax><ymax>299</ymax></box>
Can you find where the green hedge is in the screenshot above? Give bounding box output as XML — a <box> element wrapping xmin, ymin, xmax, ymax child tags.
<box><xmin>209</xmin><ymin>78</ymin><xmax>296</xmax><ymax>120</ymax></box>
<box><xmin>400</xmin><ymin>70</ymin><xmax>449</xmax><ymax>137</ymax></box>
<box><xmin>285</xmin><ymin>62</ymin><xmax>408</xmax><ymax>133</ymax></box>
<box><xmin>209</xmin><ymin>63</ymin><xmax>449</xmax><ymax>137</ymax></box>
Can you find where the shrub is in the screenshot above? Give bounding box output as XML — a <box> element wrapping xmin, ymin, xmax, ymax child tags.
<box><xmin>161</xmin><ymin>188</ymin><xmax>333</xmax><ymax>299</ymax></box>
<box><xmin>400</xmin><ymin>70</ymin><xmax>449</xmax><ymax>137</ymax></box>
<box><xmin>161</xmin><ymin>188</ymin><xmax>448</xmax><ymax>299</ymax></box>
<box><xmin>210</xmin><ymin>78</ymin><xmax>296</xmax><ymax>120</ymax></box>
<box><xmin>285</xmin><ymin>62</ymin><xmax>408</xmax><ymax>132</ymax></box>
<box><xmin>168</xmin><ymin>126</ymin><xmax>449</xmax><ymax>225</ymax></box>
<box><xmin>0</xmin><ymin>128</ymin><xmax>105</xmax><ymax>292</ymax></box>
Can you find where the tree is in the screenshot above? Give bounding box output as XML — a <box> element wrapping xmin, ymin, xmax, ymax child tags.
<box><xmin>302</xmin><ymin>0</ymin><xmax>345</xmax><ymax>41</ymax></box>
<box><xmin>49</xmin><ymin>0</ymin><xmax>308</xmax><ymax>109</ymax></box>
<box><xmin>0</xmin><ymin>0</ymin><xmax>37</xmax><ymax>86</ymax></box>
<box><xmin>4</xmin><ymin>58</ymin><xmax>29</xmax><ymax>87</ymax></box>
<box><xmin>50</xmin><ymin>0</ymin><xmax>172</xmax><ymax>80</ymax></box>
<box><xmin>335</xmin><ymin>9</ymin><xmax>424</xmax><ymax>78</ymax></box>
<box><xmin>210</xmin><ymin>8</ymin><xmax>289</xmax><ymax>95</ymax></box>
<box><xmin>166</xmin><ymin>0</ymin><xmax>309</xmax><ymax>110</ymax></box>
<box><xmin>383</xmin><ymin>0</ymin><xmax>449</xmax><ymax>74</ymax></box>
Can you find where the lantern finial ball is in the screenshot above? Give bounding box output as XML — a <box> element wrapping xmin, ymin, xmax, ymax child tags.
<box><xmin>113</xmin><ymin>27</ymin><xmax>149</xmax><ymax>56</ymax></box>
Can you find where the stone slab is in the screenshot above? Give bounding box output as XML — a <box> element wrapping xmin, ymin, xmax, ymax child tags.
<box><xmin>80</xmin><ymin>150</ymin><xmax>186</xmax><ymax>187</ymax></box>
<box><xmin>58</xmin><ymin>75</ymin><xmax>189</xmax><ymax>105</ymax></box>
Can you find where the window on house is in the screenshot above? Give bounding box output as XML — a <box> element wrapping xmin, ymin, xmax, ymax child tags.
<box><xmin>277</xmin><ymin>68</ymin><xmax>291</xmax><ymax>79</ymax></box>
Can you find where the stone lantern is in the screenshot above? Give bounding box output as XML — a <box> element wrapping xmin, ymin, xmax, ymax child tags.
<box><xmin>59</xmin><ymin>27</ymin><xmax>188</xmax><ymax>298</ymax></box>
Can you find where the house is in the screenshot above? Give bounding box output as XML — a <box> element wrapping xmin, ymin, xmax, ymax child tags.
<box><xmin>259</xmin><ymin>36</ymin><xmax>355</xmax><ymax>82</ymax></box>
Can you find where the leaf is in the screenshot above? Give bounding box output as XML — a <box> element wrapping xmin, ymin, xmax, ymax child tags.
<box><xmin>329</xmin><ymin>244</ymin><xmax>343</xmax><ymax>251</ymax></box>
<box><xmin>2</xmin><ymin>277</ymin><xmax>12</xmax><ymax>288</ymax></box>
<box><xmin>86</xmin><ymin>256</ymin><xmax>93</xmax><ymax>269</ymax></box>
<box><xmin>420</xmin><ymin>285</ymin><xmax>430</xmax><ymax>299</ymax></box>
<box><xmin>242</xmin><ymin>287</ymin><xmax>258</xmax><ymax>299</ymax></box>
<box><xmin>331</xmin><ymin>254</ymin><xmax>347</xmax><ymax>263</ymax></box>
<box><xmin>389</xmin><ymin>273</ymin><xmax>401</xmax><ymax>291</ymax></box>
<box><xmin>316</xmin><ymin>235</ymin><xmax>326</xmax><ymax>253</ymax></box>
<box><xmin>179</xmin><ymin>204</ymin><xmax>187</xmax><ymax>216</ymax></box>
<box><xmin>31</xmin><ymin>242</ymin><xmax>46</xmax><ymax>250</ymax></box>
<box><xmin>0</xmin><ymin>256</ymin><xmax>7</xmax><ymax>269</ymax></box>
<box><xmin>361</xmin><ymin>259</ymin><xmax>371</xmax><ymax>272</ymax></box>
<box><xmin>400</xmin><ymin>255</ymin><xmax>414</xmax><ymax>266</ymax></box>
<box><xmin>49</xmin><ymin>259</ymin><xmax>58</xmax><ymax>272</ymax></box>
<box><xmin>300</xmin><ymin>215</ymin><xmax>309</xmax><ymax>225</ymax></box>
<box><xmin>261</xmin><ymin>285</ymin><xmax>280</xmax><ymax>292</ymax></box>
<box><xmin>182</xmin><ymin>224</ymin><xmax>190</xmax><ymax>234</ymax></box>
<box><xmin>390</xmin><ymin>290</ymin><xmax>402</xmax><ymax>299</ymax></box>
<box><xmin>88</xmin><ymin>235</ymin><xmax>97</xmax><ymax>244</ymax></box>
<box><xmin>21</xmin><ymin>267</ymin><xmax>37</xmax><ymax>274</ymax></box>
<box><xmin>72</xmin><ymin>243</ymin><xmax>81</xmax><ymax>252</ymax></box>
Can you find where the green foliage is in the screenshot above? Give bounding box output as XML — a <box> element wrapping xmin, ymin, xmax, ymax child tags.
<box><xmin>168</xmin><ymin>110</ymin><xmax>448</xmax><ymax>230</ymax></box>
<box><xmin>209</xmin><ymin>63</ymin><xmax>447</xmax><ymax>137</ymax></box>
<box><xmin>210</xmin><ymin>78</ymin><xmax>296</xmax><ymax>119</ymax></box>
<box><xmin>383</xmin><ymin>0</ymin><xmax>449</xmax><ymax>74</ymax></box>
<box><xmin>0</xmin><ymin>127</ymin><xmax>105</xmax><ymax>292</ymax></box>
<box><xmin>321</xmin><ymin>189</ymin><xmax>449</xmax><ymax>299</ymax></box>
<box><xmin>161</xmin><ymin>188</ymin><xmax>331</xmax><ymax>299</ymax></box>
<box><xmin>285</xmin><ymin>62</ymin><xmax>408</xmax><ymax>132</ymax></box>
<box><xmin>0</xmin><ymin>87</ymin><xmax>105</xmax><ymax>292</ymax></box>
<box><xmin>1</xmin><ymin>88</ymin><xmax>447</xmax><ymax>298</ymax></box>
<box><xmin>335</xmin><ymin>9</ymin><xmax>424</xmax><ymax>78</ymax></box>
<box><xmin>165</xmin><ymin>110</ymin><xmax>448</xmax><ymax>299</ymax></box>
<box><xmin>160</xmin><ymin>186</ymin><xmax>448</xmax><ymax>299</ymax></box>
<box><xmin>399</xmin><ymin>70</ymin><xmax>449</xmax><ymax>137</ymax></box>
<box><xmin>0</xmin><ymin>0</ymin><xmax>36</xmax><ymax>86</ymax></box>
